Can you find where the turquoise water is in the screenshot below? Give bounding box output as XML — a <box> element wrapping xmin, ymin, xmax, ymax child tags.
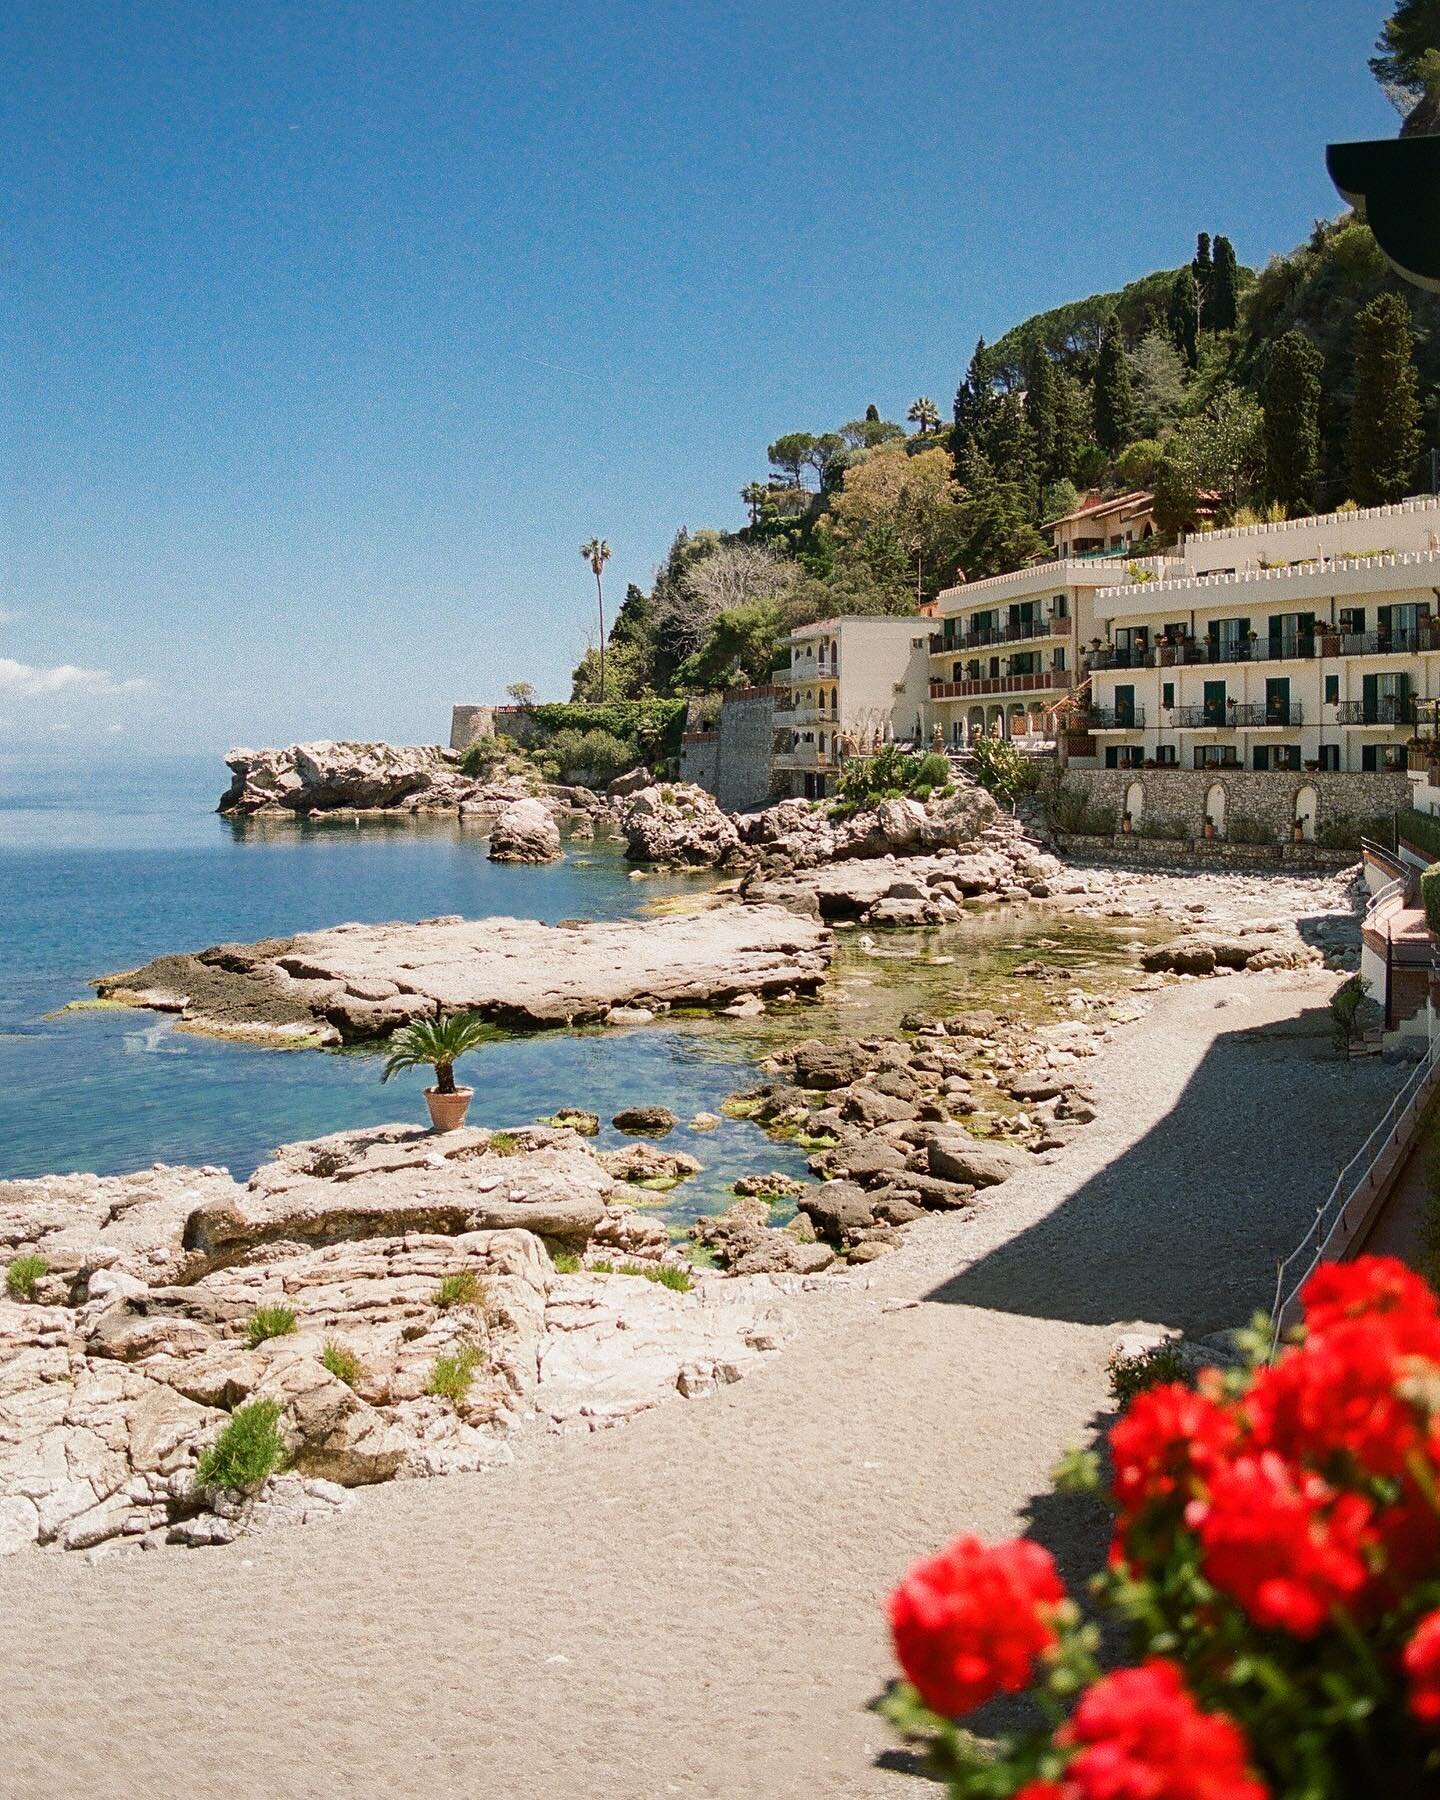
<box><xmin>0</xmin><ymin>753</ymin><xmax>811</xmax><ymax>1219</ymax></box>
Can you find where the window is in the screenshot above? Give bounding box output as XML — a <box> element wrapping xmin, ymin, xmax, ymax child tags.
<box><xmin>1052</xmin><ymin>595</ymin><xmax>1068</xmax><ymax>618</ymax></box>
<box><xmin>1319</xmin><ymin>744</ymin><xmax>1340</xmax><ymax>771</ymax></box>
<box><xmin>1162</xmin><ymin>681</ymin><xmax>1175</xmax><ymax>709</ymax></box>
<box><xmin>1052</xmin><ymin>647</ymin><xmax>1066</xmax><ymax>672</ymax></box>
<box><xmin>1155</xmin><ymin>744</ymin><xmax>1178</xmax><ymax>766</ymax></box>
<box><xmin>1195</xmin><ymin>746</ymin><xmax>1241</xmax><ymax>769</ymax></box>
<box><xmin>1324</xmin><ymin>674</ymin><xmax>1339</xmax><ymax>705</ymax></box>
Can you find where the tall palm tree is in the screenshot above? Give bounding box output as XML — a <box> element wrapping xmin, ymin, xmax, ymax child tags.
<box><xmin>580</xmin><ymin>538</ymin><xmax>612</xmax><ymax>700</ymax></box>
<box><xmin>907</xmin><ymin>396</ymin><xmax>940</xmax><ymax>435</ymax></box>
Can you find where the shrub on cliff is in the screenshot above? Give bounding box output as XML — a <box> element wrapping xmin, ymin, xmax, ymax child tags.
<box><xmin>537</xmin><ymin>726</ymin><xmax>635</xmax><ymax>784</ymax></box>
<box><xmin>880</xmin><ymin>1256</ymin><xmax>1440</xmax><ymax>1795</ymax></box>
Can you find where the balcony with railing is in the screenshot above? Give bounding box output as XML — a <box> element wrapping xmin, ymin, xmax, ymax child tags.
<box><xmin>928</xmin><ymin>669</ymin><xmax>1072</xmax><ymax>701</ymax></box>
<box><xmin>929</xmin><ymin>616</ymin><xmax>1067</xmax><ymax>656</ymax></box>
<box><xmin>1168</xmin><ymin>702</ymin><xmax>1304</xmax><ymax>729</ymax></box>
<box><xmin>1085</xmin><ymin>622</ymin><xmax>1440</xmax><ymax>672</ymax></box>
<box><xmin>1333</xmin><ymin>697</ymin><xmax>1420</xmax><ymax>727</ymax></box>
<box><xmin>1085</xmin><ymin>707</ymin><xmax>1146</xmax><ymax>731</ymax></box>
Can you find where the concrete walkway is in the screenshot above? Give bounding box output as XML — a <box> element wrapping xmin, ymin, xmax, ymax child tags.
<box><xmin>0</xmin><ymin>972</ymin><xmax>1403</xmax><ymax>1800</ymax></box>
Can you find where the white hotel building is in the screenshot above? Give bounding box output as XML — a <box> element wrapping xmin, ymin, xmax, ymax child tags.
<box><xmin>1075</xmin><ymin>497</ymin><xmax>1440</xmax><ymax>775</ymax></box>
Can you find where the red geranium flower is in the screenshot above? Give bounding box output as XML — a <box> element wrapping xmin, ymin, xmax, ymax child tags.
<box><xmin>1055</xmin><ymin>1659</ymin><xmax>1268</xmax><ymax>1799</ymax></box>
<box><xmin>1013</xmin><ymin>1785</ymin><xmax>1066</xmax><ymax>1799</ymax></box>
<box><xmin>1403</xmin><ymin>1609</ymin><xmax>1440</xmax><ymax>1726</ymax></box>
<box><xmin>1110</xmin><ymin>1381</ymin><xmax>1240</xmax><ymax>1527</ymax></box>
<box><xmin>888</xmin><ymin>1535</ymin><xmax>1066</xmax><ymax>1719</ymax></box>
<box><xmin>1187</xmin><ymin>1451</ymin><xmax>1374</xmax><ymax>1636</ymax></box>
<box><xmin>1247</xmin><ymin>1318</ymin><xmax>1433</xmax><ymax>1481</ymax></box>
<box><xmin>1300</xmin><ymin>1256</ymin><xmax>1438</xmax><ymax>1339</ymax></box>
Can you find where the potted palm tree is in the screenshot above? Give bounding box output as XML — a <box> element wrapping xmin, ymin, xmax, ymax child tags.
<box><xmin>381</xmin><ymin>1011</ymin><xmax>490</xmax><ymax>1132</ymax></box>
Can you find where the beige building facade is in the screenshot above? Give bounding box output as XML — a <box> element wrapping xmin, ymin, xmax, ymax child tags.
<box><xmin>926</xmin><ymin>561</ymin><xmax>1139</xmax><ymax>748</ymax></box>
<box><xmin>773</xmin><ymin>616</ymin><xmax>932</xmax><ymax>797</ymax></box>
<box><xmin>1077</xmin><ymin>497</ymin><xmax>1440</xmax><ymax>778</ymax></box>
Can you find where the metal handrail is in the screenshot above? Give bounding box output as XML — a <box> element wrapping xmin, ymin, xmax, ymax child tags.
<box><xmin>1271</xmin><ymin>1030</ymin><xmax>1440</xmax><ymax>1336</ymax></box>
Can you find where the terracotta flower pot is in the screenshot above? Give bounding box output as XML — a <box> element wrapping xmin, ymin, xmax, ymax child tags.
<box><xmin>424</xmin><ymin>1085</ymin><xmax>474</xmax><ymax>1133</ymax></box>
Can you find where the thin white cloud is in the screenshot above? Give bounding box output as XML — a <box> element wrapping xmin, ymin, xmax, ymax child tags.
<box><xmin>0</xmin><ymin>657</ymin><xmax>145</xmax><ymax>700</ymax></box>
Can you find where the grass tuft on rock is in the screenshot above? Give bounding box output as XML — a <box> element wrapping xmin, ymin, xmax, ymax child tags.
<box><xmin>195</xmin><ymin>1398</ymin><xmax>287</xmax><ymax>1494</ymax></box>
<box><xmin>549</xmin><ymin>1250</ymin><xmax>582</xmax><ymax>1274</ymax></box>
<box><xmin>434</xmin><ymin>1269</ymin><xmax>485</xmax><ymax>1310</ymax></box>
<box><xmin>487</xmin><ymin>1131</ymin><xmax>520</xmax><ymax>1157</ymax></box>
<box><xmin>5</xmin><ymin>1253</ymin><xmax>49</xmax><ymax>1302</ymax></box>
<box><xmin>425</xmin><ymin>1342</ymin><xmax>485</xmax><ymax>1406</ymax></box>
<box><xmin>320</xmin><ymin>1340</ymin><xmax>362</xmax><ymax>1387</ymax></box>
<box><xmin>245</xmin><ymin>1303</ymin><xmax>298</xmax><ymax>1348</ymax></box>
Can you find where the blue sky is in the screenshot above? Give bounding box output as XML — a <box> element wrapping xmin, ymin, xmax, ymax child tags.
<box><xmin>2</xmin><ymin>0</ymin><xmax>1397</xmax><ymax>754</ymax></box>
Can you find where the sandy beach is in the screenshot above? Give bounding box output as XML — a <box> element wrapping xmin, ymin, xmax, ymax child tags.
<box><xmin>0</xmin><ymin>963</ymin><xmax>1405</xmax><ymax>1799</ymax></box>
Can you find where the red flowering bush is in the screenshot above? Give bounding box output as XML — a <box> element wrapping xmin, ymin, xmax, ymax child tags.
<box><xmin>880</xmin><ymin>1257</ymin><xmax>1440</xmax><ymax>1798</ymax></box>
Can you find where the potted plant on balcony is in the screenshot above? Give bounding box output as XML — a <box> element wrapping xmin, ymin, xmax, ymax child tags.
<box><xmin>381</xmin><ymin>1010</ymin><xmax>491</xmax><ymax>1133</ymax></box>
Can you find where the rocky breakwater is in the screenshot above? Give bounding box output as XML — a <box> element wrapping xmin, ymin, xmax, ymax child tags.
<box><xmin>739</xmin><ymin>789</ymin><xmax>1064</xmax><ymax>923</ymax></box>
<box><xmin>0</xmin><ymin>1123</ymin><xmax>788</xmax><ymax>1557</ymax></box>
<box><xmin>617</xmin><ymin>781</ymin><xmax>747</xmax><ymax>868</ymax></box>
<box><xmin>94</xmin><ymin>906</ymin><xmax>833</xmax><ymax>1041</ymax></box>
<box><xmin>217</xmin><ymin>740</ymin><xmax>604</xmax><ymax>825</ymax></box>
<box><xmin>612</xmin><ymin>777</ymin><xmax>1064</xmax><ymax>920</ymax></box>
<box><xmin>696</xmin><ymin>993</ymin><xmax>1125</xmax><ymax>1274</ymax></box>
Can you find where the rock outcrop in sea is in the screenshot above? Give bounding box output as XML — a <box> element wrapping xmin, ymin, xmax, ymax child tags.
<box><xmin>487</xmin><ymin>798</ymin><xmax>563</xmax><ymax>864</ymax></box>
<box><xmin>94</xmin><ymin>907</ymin><xmax>833</xmax><ymax>1040</ymax></box>
<box><xmin>217</xmin><ymin>741</ymin><xmax>604</xmax><ymax>822</ymax></box>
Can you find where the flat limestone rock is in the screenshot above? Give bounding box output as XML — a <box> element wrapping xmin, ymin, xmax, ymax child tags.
<box><xmin>96</xmin><ymin>905</ymin><xmax>832</xmax><ymax>1041</ymax></box>
<box><xmin>0</xmin><ymin>1122</ymin><xmax>788</xmax><ymax>1557</ymax></box>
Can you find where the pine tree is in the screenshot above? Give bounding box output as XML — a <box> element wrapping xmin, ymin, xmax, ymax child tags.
<box><xmin>1210</xmin><ymin>237</ymin><xmax>1240</xmax><ymax>332</ymax></box>
<box><xmin>1192</xmin><ymin>233</ymin><xmax>1213</xmax><ymax>327</ymax></box>
<box><xmin>1262</xmin><ymin>331</ymin><xmax>1325</xmax><ymax>514</ymax></box>
<box><xmin>1348</xmin><ymin>291</ymin><xmax>1423</xmax><ymax>505</ymax></box>
<box><xmin>864</xmin><ymin>403</ymin><xmax>880</xmax><ymax>423</ymax></box>
<box><xmin>1093</xmin><ymin>313</ymin><xmax>1135</xmax><ymax>455</ymax></box>
<box><xmin>1167</xmin><ymin>270</ymin><xmax>1199</xmax><ymax>369</ymax></box>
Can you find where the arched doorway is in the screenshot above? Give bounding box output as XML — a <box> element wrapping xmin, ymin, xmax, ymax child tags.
<box><xmin>1206</xmin><ymin>782</ymin><xmax>1227</xmax><ymax>838</ymax></box>
<box><xmin>1295</xmin><ymin>785</ymin><xmax>1318</xmax><ymax>842</ymax></box>
<box><xmin>1124</xmin><ymin>780</ymin><xmax>1145</xmax><ymax>828</ymax></box>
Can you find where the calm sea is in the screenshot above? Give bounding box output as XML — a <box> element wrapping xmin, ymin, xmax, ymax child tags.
<box><xmin>0</xmin><ymin>751</ymin><xmax>802</xmax><ymax>1214</ymax></box>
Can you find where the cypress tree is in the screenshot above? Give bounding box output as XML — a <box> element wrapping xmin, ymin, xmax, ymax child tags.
<box><xmin>1167</xmin><ymin>270</ymin><xmax>1199</xmax><ymax>369</ymax></box>
<box><xmin>1262</xmin><ymin>330</ymin><xmax>1325</xmax><ymax>514</ymax></box>
<box><xmin>1093</xmin><ymin>313</ymin><xmax>1135</xmax><ymax>455</ymax></box>
<box><xmin>952</xmin><ymin>339</ymin><xmax>1000</xmax><ymax>474</ymax></box>
<box><xmin>983</xmin><ymin>394</ymin><xmax>1040</xmax><ymax>514</ymax></box>
<box><xmin>1348</xmin><ymin>291</ymin><xmax>1423</xmax><ymax>505</ymax></box>
<box><xmin>1192</xmin><ymin>232</ymin><xmax>1213</xmax><ymax>326</ymax></box>
<box><xmin>954</xmin><ymin>444</ymin><xmax>1048</xmax><ymax>579</ymax></box>
<box><xmin>864</xmin><ymin>403</ymin><xmax>880</xmax><ymax>422</ymax></box>
<box><xmin>1210</xmin><ymin>236</ymin><xmax>1240</xmax><ymax>332</ymax></box>
<box><xmin>1021</xmin><ymin>331</ymin><xmax>1059</xmax><ymax>482</ymax></box>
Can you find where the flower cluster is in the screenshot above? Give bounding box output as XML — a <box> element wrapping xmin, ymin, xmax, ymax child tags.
<box><xmin>882</xmin><ymin>1257</ymin><xmax>1440</xmax><ymax>1797</ymax></box>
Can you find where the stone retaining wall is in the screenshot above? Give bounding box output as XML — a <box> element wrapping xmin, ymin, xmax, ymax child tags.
<box><xmin>1057</xmin><ymin>834</ymin><xmax>1359</xmax><ymax>872</ymax></box>
<box><xmin>1060</xmin><ymin>766</ymin><xmax>1408</xmax><ymax>844</ymax></box>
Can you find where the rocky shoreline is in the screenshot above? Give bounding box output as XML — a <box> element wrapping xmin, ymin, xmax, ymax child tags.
<box><xmin>3</xmin><ymin>739</ymin><xmax>1374</xmax><ymax>1561</ymax></box>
